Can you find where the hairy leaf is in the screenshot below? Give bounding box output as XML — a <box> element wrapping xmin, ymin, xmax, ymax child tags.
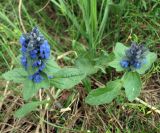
<box><xmin>114</xmin><ymin>42</ymin><xmax>128</xmax><ymax>58</ymax></box>
<box><xmin>43</xmin><ymin>56</ymin><xmax>60</xmax><ymax>75</ymax></box>
<box><xmin>136</xmin><ymin>52</ymin><xmax>157</xmax><ymax>74</ymax></box>
<box><xmin>75</xmin><ymin>57</ymin><xmax>98</xmax><ymax>75</ymax></box>
<box><xmin>15</xmin><ymin>100</ymin><xmax>47</xmax><ymax>118</ymax></box>
<box><xmin>109</xmin><ymin>59</ymin><xmax>124</xmax><ymax>72</ymax></box>
<box><xmin>85</xmin><ymin>80</ymin><xmax>122</xmax><ymax>105</ymax></box>
<box><xmin>23</xmin><ymin>74</ymin><xmax>50</xmax><ymax>100</ymax></box>
<box><xmin>109</xmin><ymin>42</ymin><xmax>127</xmax><ymax>71</ymax></box>
<box><xmin>2</xmin><ymin>68</ymin><xmax>28</xmax><ymax>83</ymax></box>
<box><xmin>123</xmin><ymin>72</ymin><xmax>142</xmax><ymax>101</ymax></box>
<box><xmin>51</xmin><ymin>68</ymin><xmax>85</xmax><ymax>89</ymax></box>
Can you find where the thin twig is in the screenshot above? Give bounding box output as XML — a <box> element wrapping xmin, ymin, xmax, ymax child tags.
<box><xmin>57</xmin><ymin>51</ymin><xmax>77</xmax><ymax>60</ymax></box>
<box><xmin>125</xmin><ymin>28</ymin><xmax>132</xmax><ymax>43</ymax></box>
<box><xmin>39</xmin><ymin>89</ymin><xmax>43</xmax><ymax>110</ymax></box>
<box><xmin>135</xmin><ymin>98</ymin><xmax>160</xmax><ymax>115</ymax></box>
<box><xmin>40</xmin><ymin>90</ymin><xmax>45</xmax><ymax>133</ymax></box>
<box><xmin>36</xmin><ymin>90</ymin><xmax>45</xmax><ymax>133</ymax></box>
<box><xmin>18</xmin><ymin>0</ymin><xmax>26</xmax><ymax>33</ymax></box>
<box><xmin>35</xmin><ymin>0</ymin><xmax>50</xmax><ymax>13</ymax></box>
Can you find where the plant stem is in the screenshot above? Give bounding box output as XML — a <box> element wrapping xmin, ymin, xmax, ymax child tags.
<box><xmin>45</xmin><ymin>89</ymin><xmax>55</xmax><ymax>104</ymax></box>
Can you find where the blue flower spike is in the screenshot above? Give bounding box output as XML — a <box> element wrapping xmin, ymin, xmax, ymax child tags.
<box><xmin>20</xmin><ymin>27</ymin><xmax>51</xmax><ymax>83</ymax></box>
<box><xmin>120</xmin><ymin>42</ymin><xmax>148</xmax><ymax>70</ymax></box>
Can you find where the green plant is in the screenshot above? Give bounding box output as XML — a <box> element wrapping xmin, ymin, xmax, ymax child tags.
<box><xmin>2</xmin><ymin>27</ymin><xmax>85</xmax><ymax>118</ymax></box>
<box><xmin>85</xmin><ymin>42</ymin><xmax>157</xmax><ymax>105</ymax></box>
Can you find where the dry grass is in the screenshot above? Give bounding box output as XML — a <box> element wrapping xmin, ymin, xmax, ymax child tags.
<box><xmin>0</xmin><ymin>72</ymin><xmax>160</xmax><ymax>133</ymax></box>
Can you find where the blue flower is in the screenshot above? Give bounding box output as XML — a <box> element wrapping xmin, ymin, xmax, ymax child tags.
<box><xmin>21</xmin><ymin>56</ymin><xmax>27</xmax><ymax>68</ymax></box>
<box><xmin>29</xmin><ymin>72</ymin><xmax>44</xmax><ymax>83</ymax></box>
<box><xmin>30</xmin><ymin>49</ymin><xmax>38</xmax><ymax>59</ymax></box>
<box><xmin>32</xmin><ymin>61</ymin><xmax>45</xmax><ymax>71</ymax></box>
<box><xmin>20</xmin><ymin>35</ymin><xmax>28</xmax><ymax>54</ymax></box>
<box><xmin>40</xmin><ymin>40</ymin><xmax>50</xmax><ymax>59</ymax></box>
<box><xmin>39</xmin><ymin>63</ymin><xmax>45</xmax><ymax>71</ymax></box>
<box><xmin>120</xmin><ymin>60</ymin><xmax>129</xmax><ymax>68</ymax></box>
<box><xmin>32</xmin><ymin>60</ymin><xmax>42</xmax><ymax>67</ymax></box>
<box><xmin>133</xmin><ymin>62</ymin><xmax>141</xmax><ymax>69</ymax></box>
<box><xmin>21</xmin><ymin>46</ymin><xmax>27</xmax><ymax>53</ymax></box>
<box><xmin>20</xmin><ymin>27</ymin><xmax>51</xmax><ymax>83</ymax></box>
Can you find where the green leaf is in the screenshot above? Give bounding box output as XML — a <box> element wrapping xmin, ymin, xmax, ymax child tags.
<box><xmin>51</xmin><ymin>68</ymin><xmax>86</xmax><ymax>89</ymax></box>
<box><xmin>23</xmin><ymin>74</ymin><xmax>50</xmax><ymax>100</ymax></box>
<box><xmin>85</xmin><ymin>80</ymin><xmax>122</xmax><ymax>105</ymax></box>
<box><xmin>109</xmin><ymin>59</ymin><xmax>124</xmax><ymax>72</ymax></box>
<box><xmin>15</xmin><ymin>100</ymin><xmax>47</xmax><ymax>118</ymax></box>
<box><xmin>2</xmin><ymin>68</ymin><xmax>28</xmax><ymax>83</ymax></box>
<box><xmin>75</xmin><ymin>57</ymin><xmax>98</xmax><ymax>75</ymax></box>
<box><xmin>123</xmin><ymin>72</ymin><xmax>142</xmax><ymax>101</ymax></box>
<box><xmin>114</xmin><ymin>42</ymin><xmax>128</xmax><ymax>58</ymax></box>
<box><xmin>43</xmin><ymin>56</ymin><xmax>60</xmax><ymax>75</ymax></box>
<box><xmin>109</xmin><ymin>43</ymin><xmax>128</xmax><ymax>71</ymax></box>
<box><xmin>136</xmin><ymin>52</ymin><xmax>157</xmax><ymax>74</ymax></box>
